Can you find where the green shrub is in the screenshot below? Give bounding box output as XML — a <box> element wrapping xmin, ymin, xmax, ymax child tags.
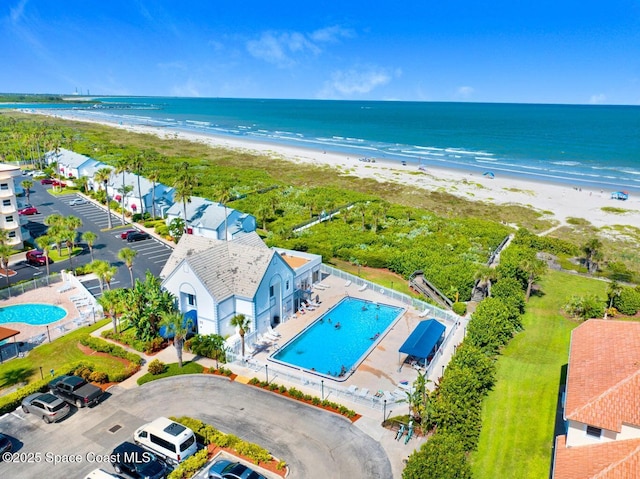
<box><xmin>155</xmin><ymin>224</ymin><xmax>169</xmax><ymax>236</ymax></box>
<box><xmin>75</xmin><ymin>366</ymin><xmax>94</xmax><ymax>380</ymax></box>
<box><xmin>235</xmin><ymin>441</ymin><xmax>272</xmax><ymax>464</ymax></box>
<box><xmin>80</xmin><ymin>336</ymin><xmax>143</xmax><ymax>365</ymax></box>
<box><xmin>613</xmin><ymin>286</ymin><xmax>640</xmax><ymax>315</ymax></box>
<box><xmin>89</xmin><ymin>371</ymin><xmax>109</xmax><ymax>384</ymax></box>
<box><xmin>167</xmin><ymin>449</ymin><xmax>208</xmax><ymax>479</ymax></box>
<box><xmin>147</xmin><ymin>359</ymin><xmax>166</xmax><ymax>375</ymax></box>
<box><xmin>452</xmin><ymin>302</ymin><xmax>467</xmax><ymax>316</ymax></box>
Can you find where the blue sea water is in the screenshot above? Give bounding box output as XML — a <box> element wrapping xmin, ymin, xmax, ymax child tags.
<box><xmin>8</xmin><ymin>98</ymin><xmax>640</xmax><ymax>191</ymax></box>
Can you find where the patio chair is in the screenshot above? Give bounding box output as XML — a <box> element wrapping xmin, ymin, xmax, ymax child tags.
<box><xmin>358</xmin><ymin>388</ymin><xmax>370</xmax><ymax>398</ymax></box>
<box><xmin>344</xmin><ymin>280</ymin><xmax>352</xmax><ymax>287</ymax></box>
<box><xmin>347</xmin><ymin>385</ymin><xmax>358</xmax><ymax>395</ymax></box>
<box><xmin>267</xmin><ymin>326</ymin><xmax>281</xmax><ymax>337</ymax></box>
<box><xmin>358</xmin><ymin>284</ymin><xmax>368</xmax><ymax>292</ymax></box>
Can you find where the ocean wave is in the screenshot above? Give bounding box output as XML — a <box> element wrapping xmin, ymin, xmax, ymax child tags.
<box><xmin>551</xmin><ymin>161</ymin><xmax>581</xmax><ymax>166</ymax></box>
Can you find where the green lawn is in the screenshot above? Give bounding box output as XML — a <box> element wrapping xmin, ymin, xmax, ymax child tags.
<box><xmin>137</xmin><ymin>361</ymin><xmax>204</xmax><ymax>385</ymax></box>
<box><xmin>0</xmin><ymin>320</ymin><xmax>129</xmax><ymax>389</ymax></box>
<box><xmin>471</xmin><ymin>270</ymin><xmax>608</xmax><ymax>479</ymax></box>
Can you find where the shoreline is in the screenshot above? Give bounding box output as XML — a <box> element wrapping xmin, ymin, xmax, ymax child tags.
<box><xmin>24</xmin><ymin>109</ymin><xmax>640</xmax><ymax>230</ymax></box>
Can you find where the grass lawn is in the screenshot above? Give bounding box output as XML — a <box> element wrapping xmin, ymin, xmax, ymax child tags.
<box><xmin>330</xmin><ymin>258</ymin><xmax>418</xmax><ymax>297</ymax></box>
<box><xmin>137</xmin><ymin>361</ymin><xmax>204</xmax><ymax>385</ymax></box>
<box><xmin>471</xmin><ymin>270</ymin><xmax>608</xmax><ymax>479</ymax></box>
<box><xmin>0</xmin><ymin>319</ymin><xmax>130</xmax><ymax>389</ymax></box>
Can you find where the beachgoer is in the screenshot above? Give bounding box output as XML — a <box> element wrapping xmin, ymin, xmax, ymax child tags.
<box><xmin>335</xmin><ymin>322</ymin><xmax>341</xmax><ymax>329</ymax></box>
<box><xmin>328</xmin><ymin>318</ymin><xmax>332</xmax><ymax>323</ymax></box>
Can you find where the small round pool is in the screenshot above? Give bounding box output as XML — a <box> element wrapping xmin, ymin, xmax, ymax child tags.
<box><xmin>0</xmin><ymin>304</ymin><xmax>67</xmax><ymax>325</ymax></box>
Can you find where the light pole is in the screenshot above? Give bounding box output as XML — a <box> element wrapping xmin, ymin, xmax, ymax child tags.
<box><xmin>441</xmin><ymin>365</ymin><xmax>445</xmax><ymax>377</ymax></box>
<box><xmin>321</xmin><ymin>379</ymin><xmax>324</xmax><ymax>400</ymax></box>
<box><xmin>265</xmin><ymin>364</ymin><xmax>269</xmax><ymax>384</ymax></box>
<box><xmin>383</xmin><ymin>399</ymin><xmax>387</xmax><ymax>422</ymax></box>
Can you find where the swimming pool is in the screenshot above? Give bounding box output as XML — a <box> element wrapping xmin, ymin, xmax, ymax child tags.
<box><xmin>0</xmin><ymin>304</ymin><xmax>66</xmax><ymax>325</ymax></box>
<box><xmin>271</xmin><ymin>297</ymin><xmax>404</xmax><ymax>380</ymax></box>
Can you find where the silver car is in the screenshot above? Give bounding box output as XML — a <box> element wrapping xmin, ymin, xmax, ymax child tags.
<box><xmin>69</xmin><ymin>198</ymin><xmax>88</xmax><ymax>206</ymax></box>
<box><xmin>21</xmin><ymin>393</ymin><xmax>71</xmax><ymax>423</ymax></box>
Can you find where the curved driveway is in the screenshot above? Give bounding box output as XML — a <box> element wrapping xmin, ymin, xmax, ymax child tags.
<box><xmin>0</xmin><ymin>375</ymin><xmax>391</xmax><ymax>479</ymax></box>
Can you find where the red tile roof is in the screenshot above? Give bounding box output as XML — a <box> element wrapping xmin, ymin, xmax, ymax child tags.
<box><xmin>565</xmin><ymin>320</ymin><xmax>640</xmax><ymax>431</ymax></box>
<box><xmin>554</xmin><ymin>435</ymin><xmax>640</xmax><ymax>479</ymax></box>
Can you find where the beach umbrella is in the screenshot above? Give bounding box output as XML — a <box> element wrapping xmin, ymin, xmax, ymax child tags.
<box><xmin>483</xmin><ymin>171</ymin><xmax>495</xmax><ymax>178</ymax></box>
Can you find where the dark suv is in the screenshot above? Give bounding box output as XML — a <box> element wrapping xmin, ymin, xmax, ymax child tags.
<box><xmin>126</xmin><ymin>231</ymin><xmax>151</xmax><ymax>242</ymax></box>
<box><xmin>26</xmin><ymin>250</ymin><xmax>52</xmax><ymax>266</ymax></box>
<box><xmin>111</xmin><ymin>442</ymin><xmax>167</xmax><ymax>479</ymax></box>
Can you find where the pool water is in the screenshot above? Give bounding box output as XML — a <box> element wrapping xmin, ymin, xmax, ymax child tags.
<box><xmin>0</xmin><ymin>304</ymin><xmax>67</xmax><ymax>325</ymax></box>
<box><xmin>271</xmin><ymin>297</ymin><xmax>404</xmax><ymax>380</ymax></box>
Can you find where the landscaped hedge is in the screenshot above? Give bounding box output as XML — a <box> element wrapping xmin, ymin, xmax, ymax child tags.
<box><xmin>79</xmin><ymin>336</ymin><xmax>143</xmax><ymax>365</ymax></box>
<box><xmin>167</xmin><ymin>449</ymin><xmax>209</xmax><ymax>479</ymax></box>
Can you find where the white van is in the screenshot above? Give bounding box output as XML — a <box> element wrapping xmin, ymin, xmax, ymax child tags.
<box><xmin>133</xmin><ymin>417</ymin><xmax>198</xmax><ymax>465</ymax></box>
<box><xmin>84</xmin><ymin>469</ymin><xmax>121</xmax><ymax>479</ymax></box>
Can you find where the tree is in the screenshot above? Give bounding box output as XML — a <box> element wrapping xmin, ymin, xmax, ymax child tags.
<box><xmin>582</xmin><ymin>238</ymin><xmax>603</xmax><ymax>274</ymax></box>
<box><xmin>148</xmin><ymin>167</ymin><xmax>160</xmax><ymax>219</ymax></box>
<box><xmin>520</xmin><ymin>256</ymin><xmax>547</xmax><ymax>301</ymax></box>
<box><xmin>173</xmin><ymin>162</ymin><xmax>197</xmax><ymax>233</ymax></box>
<box><xmin>95</xmin><ymin>167</ymin><xmax>113</xmax><ymax>229</ymax></box>
<box><xmin>81</xmin><ymin>231</ymin><xmax>97</xmax><ymax>262</ymax></box>
<box><xmin>159</xmin><ymin>310</ymin><xmax>193</xmax><ymax>368</ymax></box>
<box><xmin>74</xmin><ymin>175</ymin><xmax>89</xmax><ymax>195</ymax></box>
<box><xmin>168</xmin><ymin>218</ymin><xmax>185</xmax><ymax>243</ymax></box>
<box><xmin>64</xmin><ymin>215</ymin><xmax>83</xmax><ymax>268</ymax></box>
<box><xmin>605</xmin><ymin>280</ymin><xmax>623</xmax><ymax>318</ymax></box>
<box><xmin>117</xmin><ymin>184</ymin><xmax>133</xmax><ymax>225</ymax></box>
<box><xmin>402</xmin><ymin>431</ymin><xmax>472</xmax><ymax>479</ymax></box>
<box><xmin>21</xmin><ymin>179</ymin><xmax>33</xmax><ymax>203</ymax></box>
<box><xmin>130</xmin><ymin>151</ymin><xmax>147</xmax><ymax>216</ymax></box>
<box><xmin>35</xmin><ymin>235</ymin><xmax>52</xmax><ymax>277</ymax></box>
<box><xmin>91</xmin><ymin>260</ymin><xmax>117</xmax><ymax>293</ymax></box>
<box><xmin>98</xmin><ymin>288</ymin><xmax>127</xmax><ymax>333</ymax></box>
<box><xmin>118</xmin><ymin>247</ymin><xmax>137</xmax><ymax>287</ymax></box>
<box><xmin>354</xmin><ymin>202</ymin><xmax>367</xmax><ymax>230</ymax></box>
<box><xmin>230</xmin><ymin>314</ymin><xmax>251</xmax><ymax>360</ymax></box>
<box><xmin>0</xmin><ymin>243</ymin><xmax>13</xmax><ymax>287</ymax></box>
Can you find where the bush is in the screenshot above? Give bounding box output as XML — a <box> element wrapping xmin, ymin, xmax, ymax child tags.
<box><xmin>80</xmin><ymin>336</ymin><xmax>143</xmax><ymax>365</ymax></box>
<box><xmin>89</xmin><ymin>371</ymin><xmax>109</xmax><ymax>384</ymax></box>
<box><xmin>167</xmin><ymin>449</ymin><xmax>208</xmax><ymax>479</ymax></box>
<box><xmin>75</xmin><ymin>366</ymin><xmax>94</xmax><ymax>381</ymax></box>
<box><xmin>452</xmin><ymin>302</ymin><xmax>467</xmax><ymax>316</ymax></box>
<box><xmin>147</xmin><ymin>359</ymin><xmax>166</xmax><ymax>375</ymax></box>
<box><xmin>185</xmin><ymin>334</ymin><xmax>227</xmax><ymax>361</ymax></box>
<box><xmin>155</xmin><ymin>223</ymin><xmax>169</xmax><ymax>236</ymax></box>
<box><xmin>613</xmin><ymin>286</ymin><xmax>640</xmax><ymax>315</ymax></box>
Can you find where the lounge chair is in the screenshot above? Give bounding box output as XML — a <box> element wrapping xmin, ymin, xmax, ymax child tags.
<box><xmin>418</xmin><ymin>309</ymin><xmax>430</xmax><ymax>318</ymax></box>
<box><xmin>358</xmin><ymin>284</ymin><xmax>368</xmax><ymax>292</ymax></box>
<box><xmin>263</xmin><ymin>332</ymin><xmax>280</xmax><ymax>342</ymax></box>
<box><xmin>358</xmin><ymin>388</ymin><xmax>370</xmax><ymax>398</ymax></box>
<box><xmin>267</xmin><ymin>326</ymin><xmax>281</xmax><ymax>337</ymax></box>
<box><xmin>345</xmin><ymin>280</ymin><xmax>352</xmax><ymax>287</ymax></box>
<box><xmin>347</xmin><ymin>385</ymin><xmax>358</xmax><ymax>394</ymax></box>
<box><xmin>57</xmin><ymin>283</ymin><xmax>74</xmax><ymax>293</ymax></box>
<box><xmin>383</xmin><ymin>390</ymin><xmax>396</xmax><ymax>402</ymax></box>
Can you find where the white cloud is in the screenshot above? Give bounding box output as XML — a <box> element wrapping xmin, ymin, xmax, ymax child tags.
<box><xmin>455</xmin><ymin>86</ymin><xmax>475</xmax><ymax>99</ymax></box>
<box><xmin>9</xmin><ymin>0</ymin><xmax>28</xmax><ymax>24</ymax></box>
<box><xmin>246</xmin><ymin>25</ymin><xmax>351</xmax><ymax>68</ymax></box>
<box><xmin>319</xmin><ymin>66</ymin><xmax>392</xmax><ymax>98</ymax></box>
<box><xmin>589</xmin><ymin>93</ymin><xmax>606</xmax><ymax>104</ymax></box>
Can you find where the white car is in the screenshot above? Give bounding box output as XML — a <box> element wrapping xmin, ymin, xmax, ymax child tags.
<box><xmin>69</xmin><ymin>198</ymin><xmax>88</xmax><ymax>206</ymax></box>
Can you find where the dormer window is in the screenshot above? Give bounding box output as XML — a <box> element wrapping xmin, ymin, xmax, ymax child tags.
<box><xmin>586</xmin><ymin>425</ymin><xmax>602</xmax><ymax>438</ymax></box>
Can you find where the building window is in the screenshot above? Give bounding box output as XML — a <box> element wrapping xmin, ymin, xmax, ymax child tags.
<box><xmin>2</xmin><ymin>199</ymin><xmax>10</xmax><ymax>206</ymax></box>
<box><xmin>5</xmin><ymin>216</ymin><xmax>13</xmax><ymax>223</ymax></box>
<box><xmin>0</xmin><ymin>184</ymin><xmax>8</xmax><ymax>190</ymax></box>
<box><xmin>286</xmin><ymin>280</ymin><xmax>289</xmax><ymax>290</ymax></box>
<box><xmin>8</xmin><ymin>231</ymin><xmax>15</xmax><ymax>238</ymax></box>
<box><xmin>186</xmin><ymin>294</ymin><xmax>195</xmax><ymax>306</ymax></box>
<box><xmin>270</xmin><ymin>285</ymin><xmax>274</xmax><ymax>297</ymax></box>
<box><xmin>586</xmin><ymin>426</ymin><xmax>602</xmax><ymax>438</ymax></box>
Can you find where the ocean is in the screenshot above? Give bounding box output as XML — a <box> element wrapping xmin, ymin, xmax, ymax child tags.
<box><xmin>8</xmin><ymin>98</ymin><xmax>640</xmax><ymax>191</ymax></box>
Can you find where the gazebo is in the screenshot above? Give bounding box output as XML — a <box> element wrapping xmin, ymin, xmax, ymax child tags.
<box><xmin>0</xmin><ymin>326</ymin><xmax>21</xmax><ymax>363</ymax></box>
<box><xmin>398</xmin><ymin>319</ymin><xmax>446</xmax><ymax>369</ymax></box>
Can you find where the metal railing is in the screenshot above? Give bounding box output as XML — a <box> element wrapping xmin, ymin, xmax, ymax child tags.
<box><xmin>0</xmin><ymin>273</ymin><xmax>63</xmax><ymax>300</ymax></box>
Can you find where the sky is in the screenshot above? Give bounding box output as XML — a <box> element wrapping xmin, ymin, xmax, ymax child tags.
<box><xmin>2</xmin><ymin>0</ymin><xmax>640</xmax><ymax>104</ymax></box>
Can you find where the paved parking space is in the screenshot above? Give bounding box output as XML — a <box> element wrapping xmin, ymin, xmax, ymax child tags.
<box><xmin>15</xmin><ymin>183</ymin><xmax>173</xmax><ymax>295</ymax></box>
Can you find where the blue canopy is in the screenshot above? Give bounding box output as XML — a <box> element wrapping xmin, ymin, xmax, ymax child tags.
<box><xmin>399</xmin><ymin>319</ymin><xmax>445</xmax><ymax>360</ymax></box>
<box><xmin>483</xmin><ymin>171</ymin><xmax>495</xmax><ymax>178</ymax></box>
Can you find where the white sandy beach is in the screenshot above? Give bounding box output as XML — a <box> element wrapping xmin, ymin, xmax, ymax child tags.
<box><xmin>32</xmin><ymin>110</ymin><xmax>640</xmax><ymax>232</ymax></box>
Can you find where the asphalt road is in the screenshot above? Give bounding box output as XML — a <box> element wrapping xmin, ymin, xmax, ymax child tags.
<box><xmin>0</xmin><ymin>376</ymin><xmax>392</xmax><ymax>479</ymax></box>
<box><xmin>14</xmin><ymin>181</ymin><xmax>173</xmax><ymax>295</ymax></box>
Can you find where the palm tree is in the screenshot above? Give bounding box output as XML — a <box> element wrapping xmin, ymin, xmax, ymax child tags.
<box><xmin>21</xmin><ymin>179</ymin><xmax>33</xmax><ymax>204</ymax></box>
<box><xmin>81</xmin><ymin>231</ymin><xmax>97</xmax><ymax>262</ymax></box>
<box><xmin>605</xmin><ymin>280</ymin><xmax>623</xmax><ymax>318</ymax></box>
<box><xmin>35</xmin><ymin>235</ymin><xmax>52</xmax><ymax>277</ymax></box>
<box><xmin>117</xmin><ymin>184</ymin><xmax>133</xmax><ymax>225</ymax></box>
<box><xmin>173</xmin><ymin>162</ymin><xmax>197</xmax><ymax>233</ymax></box>
<box><xmin>354</xmin><ymin>202</ymin><xmax>368</xmax><ymax>231</ymax></box>
<box><xmin>118</xmin><ymin>247</ymin><xmax>137</xmax><ymax>287</ymax></box>
<box><xmin>95</xmin><ymin>167</ymin><xmax>113</xmax><ymax>229</ymax></box>
<box><xmin>582</xmin><ymin>238</ymin><xmax>603</xmax><ymax>274</ymax></box>
<box><xmin>229</xmin><ymin>314</ymin><xmax>251</xmax><ymax>360</ymax></box>
<box><xmin>130</xmin><ymin>151</ymin><xmax>146</xmax><ymax>216</ymax></box>
<box><xmin>74</xmin><ymin>175</ymin><xmax>89</xmax><ymax>195</ymax></box>
<box><xmin>217</xmin><ymin>186</ymin><xmax>232</xmax><ymax>241</ymax></box>
<box><xmin>148</xmin><ymin>167</ymin><xmax>160</xmax><ymax>219</ymax></box>
<box><xmin>0</xmin><ymin>243</ymin><xmax>13</xmax><ymax>287</ymax></box>
<box><xmin>159</xmin><ymin>310</ymin><xmax>193</xmax><ymax>368</ymax></box>
<box><xmin>91</xmin><ymin>260</ymin><xmax>117</xmax><ymax>293</ymax></box>
<box><xmin>98</xmin><ymin>288</ymin><xmax>126</xmax><ymax>333</ymax></box>
<box><xmin>520</xmin><ymin>257</ymin><xmax>547</xmax><ymax>301</ymax></box>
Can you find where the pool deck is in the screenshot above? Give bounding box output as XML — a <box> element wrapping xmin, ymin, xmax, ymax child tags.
<box><xmin>0</xmin><ymin>279</ymin><xmax>98</xmax><ymax>358</ymax></box>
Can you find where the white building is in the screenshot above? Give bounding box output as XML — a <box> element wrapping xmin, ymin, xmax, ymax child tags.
<box><xmin>0</xmin><ymin>164</ymin><xmax>25</xmax><ymax>247</ymax></box>
<box><xmin>46</xmin><ymin>148</ymin><xmax>101</xmax><ymax>180</ymax></box>
<box><xmin>160</xmin><ymin>233</ymin><xmax>295</xmax><ymax>337</ymax></box>
<box><xmin>107</xmin><ymin>170</ymin><xmax>174</xmax><ymax>217</ymax></box>
<box><xmin>165</xmin><ymin>196</ymin><xmax>256</xmax><ymax>240</ymax></box>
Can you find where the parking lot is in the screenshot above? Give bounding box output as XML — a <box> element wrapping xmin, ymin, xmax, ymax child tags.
<box><xmin>0</xmin><ymin>376</ymin><xmax>391</xmax><ymax>479</ymax></box>
<box><xmin>15</xmin><ymin>182</ymin><xmax>174</xmax><ymax>295</ymax></box>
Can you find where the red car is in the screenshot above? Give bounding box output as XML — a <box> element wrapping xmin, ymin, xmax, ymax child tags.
<box><xmin>120</xmin><ymin>229</ymin><xmax>138</xmax><ymax>239</ymax></box>
<box><xmin>51</xmin><ymin>180</ymin><xmax>67</xmax><ymax>188</ymax></box>
<box><xmin>26</xmin><ymin>250</ymin><xmax>52</xmax><ymax>266</ymax></box>
<box><xmin>40</xmin><ymin>178</ymin><xmax>54</xmax><ymax>185</ymax></box>
<box><xmin>18</xmin><ymin>206</ymin><xmax>39</xmax><ymax>215</ymax></box>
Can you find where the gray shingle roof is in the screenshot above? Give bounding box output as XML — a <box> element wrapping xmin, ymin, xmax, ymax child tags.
<box><xmin>160</xmin><ymin>234</ymin><xmax>274</xmax><ymax>301</ymax></box>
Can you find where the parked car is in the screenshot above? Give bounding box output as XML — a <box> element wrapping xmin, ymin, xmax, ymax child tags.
<box><xmin>26</xmin><ymin>250</ymin><xmax>52</xmax><ymax>266</ymax></box>
<box><xmin>48</xmin><ymin>375</ymin><xmax>103</xmax><ymax>408</ymax></box>
<box><xmin>127</xmin><ymin>231</ymin><xmax>151</xmax><ymax>242</ymax></box>
<box><xmin>21</xmin><ymin>393</ymin><xmax>70</xmax><ymax>423</ymax></box>
<box><xmin>110</xmin><ymin>442</ymin><xmax>168</xmax><ymax>479</ymax></box>
<box><xmin>69</xmin><ymin>198</ymin><xmax>88</xmax><ymax>206</ymax></box>
<box><xmin>40</xmin><ymin>178</ymin><xmax>54</xmax><ymax>185</ymax></box>
<box><xmin>120</xmin><ymin>229</ymin><xmax>138</xmax><ymax>239</ymax></box>
<box><xmin>208</xmin><ymin>460</ymin><xmax>268</xmax><ymax>479</ymax></box>
<box><xmin>0</xmin><ymin>432</ymin><xmax>12</xmax><ymax>458</ymax></box>
<box><xmin>18</xmin><ymin>206</ymin><xmax>39</xmax><ymax>215</ymax></box>
<box><xmin>51</xmin><ymin>180</ymin><xmax>67</xmax><ymax>188</ymax></box>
